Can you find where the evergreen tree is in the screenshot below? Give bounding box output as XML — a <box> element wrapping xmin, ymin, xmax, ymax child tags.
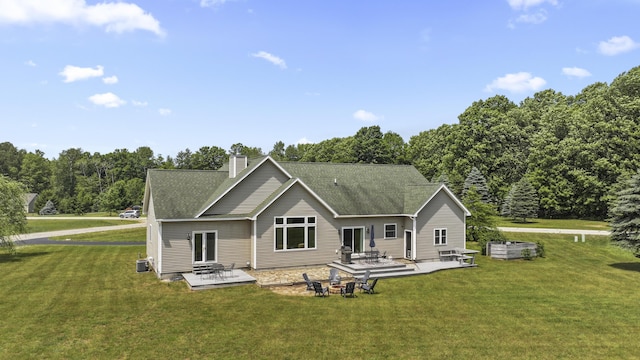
<box><xmin>609</xmin><ymin>171</ymin><xmax>640</xmax><ymax>254</ymax></box>
<box><xmin>502</xmin><ymin>177</ymin><xmax>539</xmax><ymax>222</ymax></box>
<box><xmin>463</xmin><ymin>186</ymin><xmax>498</xmax><ymax>242</ymax></box>
<box><xmin>462</xmin><ymin>167</ymin><xmax>491</xmax><ymax>203</ymax></box>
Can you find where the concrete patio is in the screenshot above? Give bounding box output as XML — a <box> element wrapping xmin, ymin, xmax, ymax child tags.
<box><xmin>181</xmin><ymin>258</ymin><xmax>476</xmax><ymax>292</ymax></box>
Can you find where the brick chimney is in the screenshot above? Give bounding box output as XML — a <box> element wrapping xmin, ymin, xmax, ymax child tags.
<box><xmin>229</xmin><ymin>155</ymin><xmax>248</xmax><ymax>178</ymax></box>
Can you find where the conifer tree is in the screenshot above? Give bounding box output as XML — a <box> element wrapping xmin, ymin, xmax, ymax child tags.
<box><xmin>609</xmin><ymin>171</ymin><xmax>640</xmax><ymax>254</ymax></box>
<box><xmin>501</xmin><ymin>177</ymin><xmax>539</xmax><ymax>222</ymax></box>
<box><xmin>462</xmin><ymin>167</ymin><xmax>491</xmax><ymax>203</ymax></box>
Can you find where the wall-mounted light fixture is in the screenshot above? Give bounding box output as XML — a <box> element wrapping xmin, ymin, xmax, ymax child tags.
<box><xmin>187</xmin><ymin>233</ymin><xmax>191</xmax><ymax>241</ymax></box>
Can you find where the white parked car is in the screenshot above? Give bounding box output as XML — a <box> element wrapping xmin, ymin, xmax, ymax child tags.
<box><xmin>119</xmin><ymin>210</ymin><xmax>140</xmax><ymax>218</ymax></box>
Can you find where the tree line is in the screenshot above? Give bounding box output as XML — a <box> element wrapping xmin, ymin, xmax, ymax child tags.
<box><xmin>2</xmin><ymin>65</ymin><xmax>639</xmax><ymax>219</ymax></box>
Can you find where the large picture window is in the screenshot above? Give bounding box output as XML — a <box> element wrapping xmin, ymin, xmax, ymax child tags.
<box><xmin>434</xmin><ymin>228</ymin><xmax>447</xmax><ymax>245</ymax></box>
<box><xmin>193</xmin><ymin>231</ymin><xmax>217</xmax><ymax>263</ymax></box>
<box><xmin>275</xmin><ymin>216</ymin><xmax>316</xmax><ymax>251</ymax></box>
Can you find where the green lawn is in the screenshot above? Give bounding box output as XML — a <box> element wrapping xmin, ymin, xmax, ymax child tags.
<box><xmin>495</xmin><ymin>217</ymin><xmax>609</xmax><ymax>231</ymax></box>
<box><xmin>2</xmin><ymin>234</ymin><xmax>639</xmax><ymax>359</ymax></box>
<box><xmin>26</xmin><ymin>219</ymin><xmax>141</xmax><ymax>233</ymax></box>
<box><xmin>50</xmin><ymin>227</ymin><xmax>146</xmax><ymax>242</ymax></box>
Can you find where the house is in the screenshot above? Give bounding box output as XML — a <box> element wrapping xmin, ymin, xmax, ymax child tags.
<box><xmin>24</xmin><ymin>193</ymin><xmax>38</xmax><ymax>214</ymax></box>
<box><xmin>143</xmin><ymin>155</ymin><xmax>471</xmax><ymax>279</ymax></box>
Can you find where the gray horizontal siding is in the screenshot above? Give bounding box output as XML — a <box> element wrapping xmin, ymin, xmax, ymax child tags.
<box><xmin>160</xmin><ymin>221</ymin><xmax>251</xmax><ymax>276</ymax></box>
<box><xmin>206</xmin><ymin>161</ymin><xmax>289</xmax><ymax>215</ymax></box>
<box><xmin>255</xmin><ymin>184</ymin><xmax>340</xmax><ymax>269</ymax></box>
<box><xmin>414</xmin><ymin>191</ymin><xmax>466</xmax><ymax>261</ymax></box>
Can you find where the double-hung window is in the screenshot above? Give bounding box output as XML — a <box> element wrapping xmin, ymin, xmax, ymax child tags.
<box><xmin>434</xmin><ymin>228</ymin><xmax>447</xmax><ymax>245</ymax></box>
<box><xmin>275</xmin><ymin>216</ymin><xmax>316</xmax><ymax>250</ymax></box>
<box><xmin>384</xmin><ymin>223</ymin><xmax>397</xmax><ymax>239</ymax></box>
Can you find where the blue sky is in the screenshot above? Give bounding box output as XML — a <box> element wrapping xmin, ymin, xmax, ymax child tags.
<box><xmin>1</xmin><ymin>0</ymin><xmax>639</xmax><ymax>159</ymax></box>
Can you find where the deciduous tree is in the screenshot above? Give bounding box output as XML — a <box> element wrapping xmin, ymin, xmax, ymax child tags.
<box><xmin>0</xmin><ymin>175</ymin><xmax>27</xmax><ymax>254</ymax></box>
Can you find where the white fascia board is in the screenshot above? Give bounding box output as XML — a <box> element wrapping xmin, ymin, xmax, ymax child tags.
<box><xmin>414</xmin><ymin>184</ymin><xmax>471</xmax><ymax>217</ymax></box>
<box><xmin>195</xmin><ymin>156</ymin><xmax>290</xmax><ymax>218</ymax></box>
<box><xmin>156</xmin><ymin>216</ymin><xmax>251</xmax><ymax>223</ymax></box>
<box><xmin>337</xmin><ymin>214</ymin><xmax>414</xmax><ymax>219</ymax></box>
<box><xmin>251</xmin><ymin>178</ymin><xmax>339</xmax><ymax>220</ymax></box>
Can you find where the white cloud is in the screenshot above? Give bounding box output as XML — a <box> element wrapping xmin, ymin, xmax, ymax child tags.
<box><xmin>485</xmin><ymin>72</ymin><xmax>546</xmax><ymax>93</ymax></box>
<box><xmin>296</xmin><ymin>137</ymin><xmax>313</xmax><ymax>145</ymax></box>
<box><xmin>598</xmin><ymin>36</ymin><xmax>639</xmax><ymax>56</ymax></box>
<box><xmin>251</xmin><ymin>51</ymin><xmax>287</xmax><ymax>69</ymax></box>
<box><xmin>353</xmin><ymin>109</ymin><xmax>382</xmax><ymax>122</ymax></box>
<box><xmin>102</xmin><ymin>75</ymin><xmax>118</xmax><ymax>84</ymax></box>
<box><xmin>515</xmin><ymin>9</ymin><xmax>548</xmax><ymax>24</ymax></box>
<box><xmin>88</xmin><ymin>92</ymin><xmax>125</xmax><ymax>108</ymax></box>
<box><xmin>132</xmin><ymin>100</ymin><xmax>148</xmax><ymax>107</ymax></box>
<box><xmin>60</xmin><ymin>65</ymin><xmax>104</xmax><ymax>83</ymax></box>
<box><xmin>200</xmin><ymin>0</ymin><xmax>233</xmax><ymax>7</ymax></box>
<box><xmin>507</xmin><ymin>0</ymin><xmax>558</xmax><ymax>11</ymax></box>
<box><xmin>158</xmin><ymin>108</ymin><xmax>172</xmax><ymax>116</ymax></box>
<box><xmin>562</xmin><ymin>67</ymin><xmax>591</xmax><ymax>78</ymax></box>
<box><xmin>25</xmin><ymin>60</ymin><xmax>36</xmax><ymax>67</ymax></box>
<box><xmin>0</xmin><ymin>0</ymin><xmax>165</xmax><ymax>36</ymax></box>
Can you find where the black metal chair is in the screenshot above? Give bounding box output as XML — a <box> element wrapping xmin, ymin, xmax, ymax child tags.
<box><xmin>224</xmin><ymin>263</ymin><xmax>235</xmax><ymax>278</ymax></box>
<box><xmin>341</xmin><ymin>282</ymin><xmax>357</xmax><ymax>298</ymax></box>
<box><xmin>312</xmin><ymin>281</ymin><xmax>329</xmax><ymax>297</ymax></box>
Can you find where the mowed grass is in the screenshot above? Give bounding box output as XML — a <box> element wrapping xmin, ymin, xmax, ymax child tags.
<box><xmin>2</xmin><ymin>234</ymin><xmax>639</xmax><ymax>359</ymax></box>
<box><xmin>495</xmin><ymin>217</ymin><xmax>609</xmax><ymax>231</ymax></box>
<box><xmin>26</xmin><ymin>219</ymin><xmax>141</xmax><ymax>233</ymax></box>
<box><xmin>50</xmin><ymin>227</ymin><xmax>146</xmax><ymax>242</ymax></box>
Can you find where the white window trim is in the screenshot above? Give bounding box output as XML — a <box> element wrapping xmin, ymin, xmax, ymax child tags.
<box><xmin>274</xmin><ymin>216</ymin><xmax>317</xmax><ymax>251</ymax></box>
<box><xmin>434</xmin><ymin>228</ymin><xmax>447</xmax><ymax>246</ymax></box>
<box><xmin>383</xmin><ymin>223</ymin><xmax>397</xmax><ymax>239</ymax></box>
<box><xmin>192</xmin><ymin>230</ymin><xmax>218</xmax><ymax>263</ymax></box>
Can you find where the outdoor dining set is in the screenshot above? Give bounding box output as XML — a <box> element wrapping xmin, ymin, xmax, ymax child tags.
<box><xmin>192</xmin><ymin>262</ymin><xmax>235</xmax><ymax>280</ymax></box>
<box><xmin>302</xmin><ymin>269</ymin><xmax>378</xmax><ymax>298</ymax></box>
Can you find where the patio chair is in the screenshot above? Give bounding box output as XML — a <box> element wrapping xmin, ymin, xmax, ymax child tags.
<box><xmin>224</xmin><ymin>263</ymin><xmax>235</xmax><ymax>278</ymax></box>
<box><xmin>312</xmin><ymin>281</ymin><xmax>329</xmax><ymax>297</ymax></box>
<box><xmin>360</xmin><ymin>278</ymin><xmax>378</xmax><ymax>294</ymax></box>
<box><xmin>302</xmin><ymin>273</ymin><xmax>314</xmax><ymax>291</ymax></box>
<box><xmin>341</xmin><ymin>282</ymin><xmax>357</xmax><ymax>298</ymax></box>
<box><xmin>355</xmin><ymin>270</ymin><xmax>371</xmax><ymax>288</ymax></box>
<box><xmin>329</xmin><ymin>268</ymin><xmax>341</xmax><ymax>285</ymax></box>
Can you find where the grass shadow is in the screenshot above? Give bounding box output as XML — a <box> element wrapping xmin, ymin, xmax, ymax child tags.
<box><xmin>0</xmin><ymin>251</ymin><xmax>51</xmax><ymax>264</ymax></box>
<box><xmin>609</xmin><ymin>262</ymin><xmax>640</xmax><ymax>272</ymax></box>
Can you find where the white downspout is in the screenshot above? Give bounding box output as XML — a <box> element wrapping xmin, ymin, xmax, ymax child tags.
<box><xmin>157</xmin><ymin>221</ymin><xmax>163</xmax><ymax>276</ymax></box>
<box><xmin>412</xmin><ymin>217</ymin><xmax>417</xmax><ymax>261</ymax></box>
<box><xmin>252</xmin><ymin>219</ymin><xmax>257</xmax><ymax>269</ymax></box>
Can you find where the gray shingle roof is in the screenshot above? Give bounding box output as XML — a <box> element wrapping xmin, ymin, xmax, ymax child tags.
<box><xmin>146</xmin><ymin>169</ymin><xmax>228</xmax><ymax>219</ymax></box>
<box><xmin>147</xmin><ymin>158</ymin><xmax>444</xmax><ymax>219</ymax></box>
<box><xmin>279</xmin><ymin>162</ymin><xmax>438</xmax><ymax>215</ymax></box>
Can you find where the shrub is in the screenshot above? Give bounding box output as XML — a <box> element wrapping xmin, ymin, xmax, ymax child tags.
<box><xmin>521</xmin><ymin>248</ymin><xmax>533</xmax><ymax>260</ymax></box>
<box><xmin>536</xmin><ymin>241</ymin><xmax>546</xmax><ymax>258</ymax></box>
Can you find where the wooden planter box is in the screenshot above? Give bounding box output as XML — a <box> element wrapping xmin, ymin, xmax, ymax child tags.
<box><xmin>487</xmin><ymin>241</ymin><xmax>537</xmax><ymax>260</ymax></box>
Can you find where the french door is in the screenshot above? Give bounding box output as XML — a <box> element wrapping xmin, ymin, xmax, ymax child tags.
<box><xmin>342</xmin><ymin>227</ymin><xmax>365</xmax><ymax>253</ymax></box>
<box><xmin>193</xmin><ymin>231</ymin><xmax>217</xmax><ymax>263</ymax></box>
